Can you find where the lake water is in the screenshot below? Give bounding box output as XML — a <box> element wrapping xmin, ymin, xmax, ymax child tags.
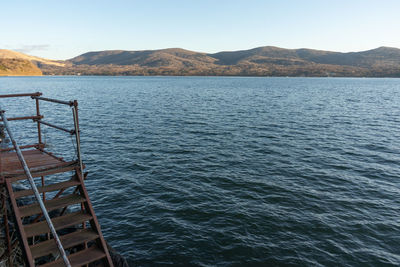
<box><xmin>1</xmin><ymin>76</ymin><xmax>400</xmax><ymax>266</ymax></box>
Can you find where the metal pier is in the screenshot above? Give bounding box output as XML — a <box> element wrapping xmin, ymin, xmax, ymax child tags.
<box><xmin>0</xmin><ymin>93</ymin><xmax>113</xmax><ymax>267</ymax></box>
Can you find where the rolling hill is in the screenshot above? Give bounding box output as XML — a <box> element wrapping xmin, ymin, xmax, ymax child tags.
<box><xmin>0</xmin><ymin>49</ymin><xmax>65</xmax><ymax>67</ymax></box>
<box><xmin>0</xmin><ymin>58</ymin><xmax>42</xmax><ymax>76</ymax></box>
<box><xmin>2</xmin><ymin>46</ymin><xmax>400</xmax><ymax>77</ymax></box>
<box><xmin>69</xmin><ymin>48</ymin><xmax>216</xmax><ymax>67</ymax></box>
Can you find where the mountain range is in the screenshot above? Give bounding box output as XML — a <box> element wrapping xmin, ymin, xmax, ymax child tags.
<box><xmin>1</xmin><ymin>46</ymin><xmax>400</xmax><ymax>77</ymax></box>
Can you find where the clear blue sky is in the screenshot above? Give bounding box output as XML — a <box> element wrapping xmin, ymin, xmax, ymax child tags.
<box><xmin>2</xmin><ymin>0</ymin><xmax>400</xmax><ymax>59</ymax></box>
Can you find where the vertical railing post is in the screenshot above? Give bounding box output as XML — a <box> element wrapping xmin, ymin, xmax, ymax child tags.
<box><xmin>71</xmin><ymin>100</ymin><xmax>88</xmax><ymax>253</ymax></box>
<box><xmin>34</xmin><ymin>96</ymin><xmax>46</xmax><ymax>215</ymax></box>
<box><xmin>34</xmin><ymin>93</ymin><xmax>42</xmax><ymax>145</ymax></box>
<box><xmin>72</xmin><ymin>100</ymin><xmax>84</xmax><ymax>176</ymax></box>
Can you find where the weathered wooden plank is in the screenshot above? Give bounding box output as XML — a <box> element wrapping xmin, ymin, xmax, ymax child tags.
<box><xmin>14</xmin><ymin>180</ymin><xmax>80</xmax><ymax>198</ymax></box>
<box><xmin>6</xmin><ymin>161</ymin><xmax>78</xmax><ymax>181</ymax></box>
<box><xmin>30</xmin><ymin>229</ymin><xmax>99</xmax><ymax>259</ymax></box>
<box><xmin>24</xmin><ymin>211</ymin><xmax>92</xmax><ymax>237</ymax></box>
<box><xmin>19</xmin><ymin>194</ymin><xmax>86</xmax><ymax>217</ymax></box>
<box><xmin>39</xmin><ymin>245</ymin><xmax>106</xmax><ymax>267</ymax></box>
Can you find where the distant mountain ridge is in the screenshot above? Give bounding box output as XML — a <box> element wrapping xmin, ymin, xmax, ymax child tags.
<box><xmin>69</xmin><ymin>48</ymin><xmax>217</xmax><ymax>67</ymax></box>
<box><xmin>68</xmin><ymin>46</ymin><xmax>400</xmax><ymax>67</ymax></box>
<box><xmin>2</xmin><ymin>46</ymin><xmax>400</xmax><ymax>77</ymax></box>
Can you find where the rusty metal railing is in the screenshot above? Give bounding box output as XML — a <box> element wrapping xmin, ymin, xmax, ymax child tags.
<box><xmin>0</xmin><ymin>107</ymin><xmax>72</xmax><ymax>267</ymax></box>
<box><xmin>0</xmin><ymin>92</ymin><xmax>83</xmax><ymax>174</ymax></box>
<box><xmin>0</xmin><ymin>92</ymin><xmax>85</xmax><ymax>266</ymax></box>
<box><xmin>31</xmin><ymin>96</ymin><xmax>84</xmax><ymax>182</ymax></box>
<box><xmin>0</xmin><ymin>93</ymin><xmax>83</xmax><ymax>169</ymax></box>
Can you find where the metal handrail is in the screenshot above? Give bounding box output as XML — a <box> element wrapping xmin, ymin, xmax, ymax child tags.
<box><xmin>33</xmin><ymin>97</ymin><xmax>83</xmax><ymax>177</ymax></box>
<box><xmin>0</xmin><ymin>143</ymin><xmax>44</xmax><ymax>152</ymax></box>
<box><xmin>32</xmin><ymin>96</ymin><xmax>74</xmax><ymax>106</ymax></box>
<box><xmin>0</xmin><ymin>115</ymin><xmax>43</xmax><ymax>122</ymax></box>
<box><xmin>0</xmin><ymin>92</ymin><xmax>42</xmax><ymax>98</ymax></box>
<box><xmin>34</xmin><ymin>119</ymin><xmax>75</xmax><ymax>135</ymax></box>
<box><xmin>0</xmin><ymin>108</ymin><xmax>71</xmax><ymax>267</ymax></box>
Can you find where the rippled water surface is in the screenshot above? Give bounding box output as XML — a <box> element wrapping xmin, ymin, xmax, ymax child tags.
<box><xmin>1</xmin><ymin>76</ymin><xmax>400</xmax><ymax>266</ymax></box>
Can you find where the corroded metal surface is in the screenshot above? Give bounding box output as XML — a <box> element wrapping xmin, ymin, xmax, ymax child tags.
<box><xmin>0</xmin><ymin>93</ymin><xmax>114</xmax><ymax>267</ymax></box>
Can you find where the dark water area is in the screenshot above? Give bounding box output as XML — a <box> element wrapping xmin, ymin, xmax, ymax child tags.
<box><xmin>1</xmin><ymin>76</ymin><xmax>400</xmax><ymax>266</ymax></box>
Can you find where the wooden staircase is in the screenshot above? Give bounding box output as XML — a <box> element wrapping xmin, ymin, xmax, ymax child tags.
<box><xmin>5</xmin><ymin>166</ymin><xmax>113</xmax><ymax>267</ymax></box>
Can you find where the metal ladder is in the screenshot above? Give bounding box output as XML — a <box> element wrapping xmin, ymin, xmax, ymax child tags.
<box><xmin>1</xmin><ymin>108</ymin><xmax>71</xmax><ymax>266</ymax></box>
<box><xmin>0</xmin><ymin>96</ymin><xmax>114</xmax><ymax>266</ymax></box>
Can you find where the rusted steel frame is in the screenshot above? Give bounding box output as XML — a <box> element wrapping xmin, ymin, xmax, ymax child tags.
<box><xmin>59</xmin><ymin>172</ymin><xmax>87</xmax><ymax>217</ymax></box>
<box><xmin>0</xmin><ymin>143</ymin><xmax>45</xmax><ymax>152</ymax></box>
<box><xmin>34</xmin><ymin>119</ymin><xmax>75</xmax><ymax>134</ymax></box>
<box><xmin>75</xmin><ymin>168</ymin><xmax>114</xmax><ymax>267</ymax></box>
<box><xmin>7</xmin><ymin>161</ymin><xmax>78</xmax><ymax>182</ymax></box>
<box><xmin>0</xmin><ymin>115</ymin><xmax>43</xmax><ymax>122</ymax></box>
<box><xmin>35</xmin><ymin>98</ymin><xmax>47</xmax><ymax>214</ymax></box>
<box><xmin>52</xmin><ymin>101</ymin><xmax>84</xmax><ymax>219</ymax></box>
<box><xmin>38</xmin><ymin>148</ymin><xmax>64</xmax><ymax>161</ymax></box>
<box><xmin>32</xmin><ymin>96</ymin><xmax>74</xmax><ymax>106</ymax></box>
<box><xmin>0</xmin><ymin>109</ymin><xmax>71</xmax><ymax>267</ymax></box>
<box><xmin>31</xmin><ymin>185</ymin><xmax>68</xmax><ymax>224</ymax></box>
<box><xmin>0</xmin><ymin>92</ymin><xmax>42</xmax><ymax>98</ymax></box>
<box><xmin>41</xmin><ymin>176</ymin><xmax>45</xmax><ymax>201</ymax></box>
<box><xmin>31</xmin><ymin>187</ymin><xmax>71</xmax><ymax>223</ymax></box>
<box><xmin>5</xmin><ymin>180</ymin><xmax>34</xmax><ymax>266</ymax></box>
<box><xmin>41</xmin><ymin>175</ymin><xmax>51</xmax><ymax>241</ymax></box>
<box><xmin>1</xmin><ymin>188</ymin><xmax>13</xmax><ymax>266</ymax></box>
<box><xmin>72</xmin><ymin>101</ymin><xmax>84</xmax><ymax>180</ymax></box>
<box><xmin>81</xmin><ymin>202</ymin><xmax>88</xmax><ymax>249</ymax></box>
<box><xmin>31</xmin><ymin>170</ymin><xmax>83</xmax><ymax>223</ymax></box>
<box><xmin>59</xmin><ymin>187</ymin><xmax>79</xmax><ymax>217</ymax></box>
<box><xmin>35</xmin><ymin>98</ymin><xmax>42</xmax><ymax>145</ymax></box>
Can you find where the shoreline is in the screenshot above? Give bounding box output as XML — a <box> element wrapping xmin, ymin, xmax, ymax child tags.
<box><xmin>2</xmin><ymin>74</ymin><xmax>400</xmax><ymax>78</ymax></box>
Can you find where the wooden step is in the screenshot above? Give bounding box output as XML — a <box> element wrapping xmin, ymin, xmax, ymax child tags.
<box><xmin>39</xmin><ymin>245</ymin><xmax>106</xmax><ymax>267</ymax></box>
<box><xmin>30</xmin><ymin>229</ymin><xmax>99</xmax><ymax>259</ymax></box>
<box><xmin>14</xmin><ymin>180</ymin><xmax>80</xmax><ymax>199</ymax></box>
<box><xmin>24</xmin><ymin>211</ymin><xmax>92</xmax><ymax>238</ymax></box>
<box><xmin>19</xmin><ymin>194</ymin><xmax>86</xmax><ymax>217</ymax></box>
<box><xmin>8</xmin><ymin>161</ymin><xmax>79</xmax><ymax>182</ymax></box>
